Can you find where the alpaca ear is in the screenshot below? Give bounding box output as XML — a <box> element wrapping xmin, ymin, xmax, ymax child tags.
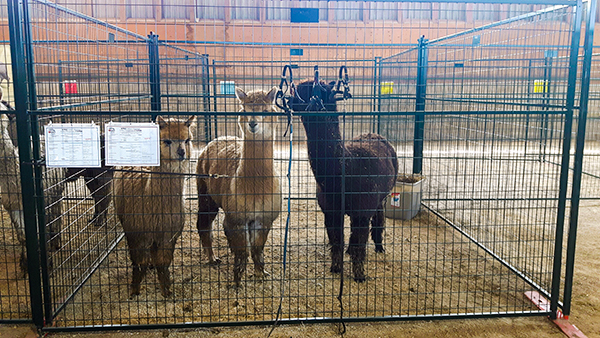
<box><xmin>156</xmin><ymin>116</ymin><xmax>167</xmax><ymax>128</ymax></box>
<box><xmin>266</xmin><ymin>86</ymin><xmax>279</xmax><ymax>103</ymax></box>
<box><xmin>235</xmin><ymin>87</ymin><xmax>247</xmax><ymax>102</ymax></box>
<box><xmin>185</xmin><ymin>115</ymin><xmax>196</xmax><ymax>127</ymax></box>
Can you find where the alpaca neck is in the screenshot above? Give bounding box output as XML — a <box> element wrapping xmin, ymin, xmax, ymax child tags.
<box><xmin>149</xmin><ymin>162</ymin><xmax>186</xmax><ymax>200</ymax></box>
<box><xmin>237</xmin><ymin>137</ymin><xmax>274</xmax><ymax>178</ymax></box>
<box><xmin>301</xmin><ymin>116</ymin><xmax>346</xmax><ymax>178</ymax></box>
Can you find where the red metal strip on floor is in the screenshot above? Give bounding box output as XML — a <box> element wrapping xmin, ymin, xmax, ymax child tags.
<box><xmin>524</xmin><ymin>291</ymin><xmax>588</xmax><ymax>338</ymax></box>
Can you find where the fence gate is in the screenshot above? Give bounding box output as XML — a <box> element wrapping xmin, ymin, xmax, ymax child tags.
<box><xmin>0</xmin><ymin>0</ymin><xmax>595</xmax><ymax>332</ymax></box>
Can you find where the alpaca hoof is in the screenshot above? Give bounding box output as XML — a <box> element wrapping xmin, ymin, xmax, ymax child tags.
<box><xmin>375</xmin><ymin>245</ymin><xmax>385</xmax><ymax>253</ymax></box>
<box><xmin>330</xmin><ymin>264</ymin><xmax>342</xmax><ymax>274</ymax></box>
<box><xmin>252</xmin><ymin>270</ymin><xmax>270</xmax><ymax>280</ymax></box>
<box><xmin>228</xmin><ymin>281</ymin><xmax>242</xmax><ymax>290</ymax></box>
<box><xmin>353</xmin><ymin>275</ymin><xmax>367</xmax><ymax>283</ymax></box>
<box><xmin>18</xmin><ymin>256</ymin><xmax>28</xmax><ymax>278</ymax></box>
<box><xmin>91</xmin><ymin>217</ymin><xmax>104</xmax><ymax>227</ymax></box>
<box><xmin>129</xmin><ymin>285</ymin><xmax>141</xmax><ymax>299</ymax></box>
<box><xmin>208</xmin><ymin>257</ymin><xmax>222</xmax><ymax>265</ymax></box>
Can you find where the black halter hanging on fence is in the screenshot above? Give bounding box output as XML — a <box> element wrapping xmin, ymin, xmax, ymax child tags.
<box><xmin>306</xmin><ymin>65</ymin><xmax>328</xmax><ymax>112</ymax></box>
<box><xmin>276</xmin><ymin>64</ymin><xmax>300</xmax><ymax>137</ymax></box>
<box><xmin>305</xmin><ymin>65</ymin><xmax>352</xmax><ymax>113</ymax></box>
<box><xmin>331</xmin><ymin>65</ymin><xmax>352</xmax><ymax>102</ymax></box>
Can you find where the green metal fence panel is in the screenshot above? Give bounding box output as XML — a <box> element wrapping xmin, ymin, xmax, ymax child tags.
<box><xmin>0</xmin><ymin>0</ymin><xmax>594</xmax><ymax>332</ymax></box>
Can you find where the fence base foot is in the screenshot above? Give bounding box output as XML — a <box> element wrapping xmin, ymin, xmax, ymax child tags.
<box><xmin>524</xmin><ymin>291</ymin><xmax>588</xmax><ymax>338</ymax></box>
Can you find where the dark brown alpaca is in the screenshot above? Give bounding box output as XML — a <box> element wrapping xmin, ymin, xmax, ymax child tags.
<box><xmin>291</xmin><ymin>79</ymin><xmax>398</xmax><ymax>282</ymax></box>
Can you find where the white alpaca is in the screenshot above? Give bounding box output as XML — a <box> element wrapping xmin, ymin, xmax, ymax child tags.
<box><xmin>196</xmin><ymin>87</ymin><xmax>281</xmax><ymax>286</ymax></box>
<box><xmin>0</xmin><ymin>99</ymin><xmax>26</xmax><ymax>277</ymax></box>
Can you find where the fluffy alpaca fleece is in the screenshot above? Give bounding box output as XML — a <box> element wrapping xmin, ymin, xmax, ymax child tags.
<box><xmin>291</xmin><ymin>79</ymin><xmax>399</xmax><ymax>282</ymax></box>
<box><xmin>196</xmin><ymin>87</ymin><xmax>281</xmax><ymax>286</ymax></box>
<box><xmin>0</xmin><ymin>106</ymin><xmax>26</xmax><ymax>277</ymax></box>
<box><xmin>0</xmin><ymin>90</ymin><xmax>64</xmax><ymax>277</ymax></box>
<box><xmin>114</xmin><ymin>116</ymin><xmax>195</xmax><ymax>298</ymax></box>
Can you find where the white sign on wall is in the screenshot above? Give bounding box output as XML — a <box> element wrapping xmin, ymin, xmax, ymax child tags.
<box><xmin>105</xmin><ymin>122</ymin><xmax>160</xmax><ymax>166</ymax></box>
<box><xmin>44</xmin><ymin>123</ymin><xmax>101</xmax><ymax>168</ymax></box>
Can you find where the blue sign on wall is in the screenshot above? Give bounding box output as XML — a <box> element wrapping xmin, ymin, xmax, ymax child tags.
<box><xmin>291</xmin><ymin>8</ymin><xmax>319</xmax><ymax>23</ymax></box>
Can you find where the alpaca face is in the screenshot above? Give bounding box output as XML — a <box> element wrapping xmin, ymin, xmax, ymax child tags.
<box><xmin>157</xmin><ymin>116</ymin><xmax>195</xmax><ymax>162</ymax></box>
<box><xmin>238</xmin><ymin>115</ymin><xmax>277</xmax><ymax>140</ymax></box>
<box><xmin>235</xmin><ymin>86</ymin><xmax>279</xmax><ymax>140</ymax></box>
<box><xmin>291</xmin><ymin>80</ymin><xmax>338</xmax><ymax>113</ymax></box>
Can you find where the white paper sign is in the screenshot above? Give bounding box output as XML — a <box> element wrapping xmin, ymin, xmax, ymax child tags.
<box><xmin>105</xmin><ymin>122</ymin><xmax>160</xmax><ymax>166</ymax></box>
<box><xmin>44</xmin><ymin>123</ymin><xmax>101</xmax><ymax>168</ymax></box>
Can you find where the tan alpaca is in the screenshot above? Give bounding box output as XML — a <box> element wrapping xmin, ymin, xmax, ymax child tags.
<box><xmin>114</xmin><ymin>115</ymin><xmax>195</xmax><ymax>298</ymax></box>
<box><xmin>196</xmin><ymin>87</ymin><xmax>281</xmax><ymax>287</ymax></box>
<box><xmin>0</xmin><ymin>103</ymin><xmax>26</xmax><ymax>277</ymax></box>
<box><xmin>0</xmin><ymin>92</ymin><xmax>64</xmax><ymax>277</ymax></box>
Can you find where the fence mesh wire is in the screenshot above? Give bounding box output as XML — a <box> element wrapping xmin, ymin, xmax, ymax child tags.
<box><xmin>0</xmin><ymin>0</ymin><xmax>592</xmax><ymax>329</ymax></box>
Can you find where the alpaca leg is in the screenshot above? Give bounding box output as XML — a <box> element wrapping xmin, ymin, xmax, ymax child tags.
<box><xmin>347</xmin><ymin>216</ymin><xmax>370</xmax><ymax>282</ymax></box>
<box><xmin>324</xmin><ymin>211</ymin><xmax>344</xmax><ymax>274</ymax></box>
<box><xmin>11</xmin><ymin>210</ymin><xmax>28</xmax><ymax>278</ymax></box>
<box><xmin>130</xmin><ymin>264</ymin><xmax>149</xmax><ymax>298</ymax></box>
<box><xmin>223</xmin><ymin>217</ymin><xmax>248</xmax><ymax>287</ymax></box>
<box><xmin>370</xmin><ymin>205</ymin><xmax>386</xmax><ymax>253</ymax></box>
<box><xmin>249</xmin><ymin>220</ymin><xmax>271</xmax><ymax>279</ymax></box>
<box><xmin>126</xmin><ymin>233</ymin><xmax>152</xmax><ymax>298</ymax></box>
<box><xmin>87</xmin><ymin>174</ymin><xmax>112</xmax><ymax>227</ymax></box>
<box><xmin>46</xmin><ymin>203</ymin><xmax>62</xmax><ymax>254</ymax></box>
<box><xmin>45</xmin><ymin>170</ymin><xmax>64</xmax><ymax>253</ymax></box>
<box><xmin>91</xmin><ymin>192</ymin><xmax>110</xmax><ymax>227</ymax></box>
<box><xmin>196</xmin><ymin>194</ymin><xmax>221</xmax><ymax>264</ymax></box>
<box><xmin>129</xmin><ymin>248</ymin><xmax>150</xmax><ymax>298</ymax></box>
<box><xmin>18</xmin><ymin>247</ymin><xmax>27</xmax><ymax>278</ymax></box>
<box><xmin>152</xmin><ymin>243</ymin><xmax>175</xmax><ymax>298</ymax></box>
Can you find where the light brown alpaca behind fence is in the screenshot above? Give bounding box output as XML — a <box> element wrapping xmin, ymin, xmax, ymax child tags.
<box><xmin>0</xmin><ymin>102</ymin><xmax>26</xmax><ymax>277</ymax></box>
<box><xmin>0</xmin><ymin>89</ymin><xmax>64</xmax><ymax>277</ymax></box>
<box><xmin>114</xmin><ymin>115</ymin><xmax>195</xmax><ymax>298</ymax></box>
<box><xmin>196</xmin><ymin>87</ymin><xmax>281</xmax><ymax>287</ymax></box>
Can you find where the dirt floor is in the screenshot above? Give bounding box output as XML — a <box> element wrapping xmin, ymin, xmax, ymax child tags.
<box><xmin>4</xmin><ymin>204</ymin><xmax>598</xmax><ymax>338</ymax></box>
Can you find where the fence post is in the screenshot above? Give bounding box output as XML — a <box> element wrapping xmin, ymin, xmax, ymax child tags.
<box><xmin>539</xmin><ymin>51</ymin><xmax>555</xmax><ymax>162</ymax></box>
<box><xmin>212</xmin><ymin>59</ymin><xmax>218</xmax><ymax>139</ymax></box>
<box><xmin>21</xmin><ymin>0</ymin><xmax>54</xmax><ymax>326</ymax></box>
<box><xmin>413</xmin><ymin>36</ymin><xmax>428</xmax><ymax>175</ymax></box>
<box><xmin>373</xmin><ymin>57</ymin><xmax>382</xmax><ymax>135</ymax></box>
<box><xmin>563</xmin><ymin>0</ymin><xmax>596</xmax><ymax>318</ymax></box>
<box><xmin>201</xmin><ymin>54</ymin><xmax>212</xmax><ymax>142</ymax></box>
<box><xmin>549</xmin><ymin>0</ymin><xmax>584</xmax><ymax>320</ymax></box>
<box><xmin>148</xmin><ymin>32</ymin><xmax>161</xmax><ymax>120</ymax></box>
<box><xmin>7</xmin><ymin>0</ymin><xmax>44</xmax><ymax>328</ymax></box>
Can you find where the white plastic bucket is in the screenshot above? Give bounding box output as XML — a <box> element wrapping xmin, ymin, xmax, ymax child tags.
<box><xmin>384</xmin><ymin>175</ymin><xmax>425</xmax><ymax>220</ymax></box>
